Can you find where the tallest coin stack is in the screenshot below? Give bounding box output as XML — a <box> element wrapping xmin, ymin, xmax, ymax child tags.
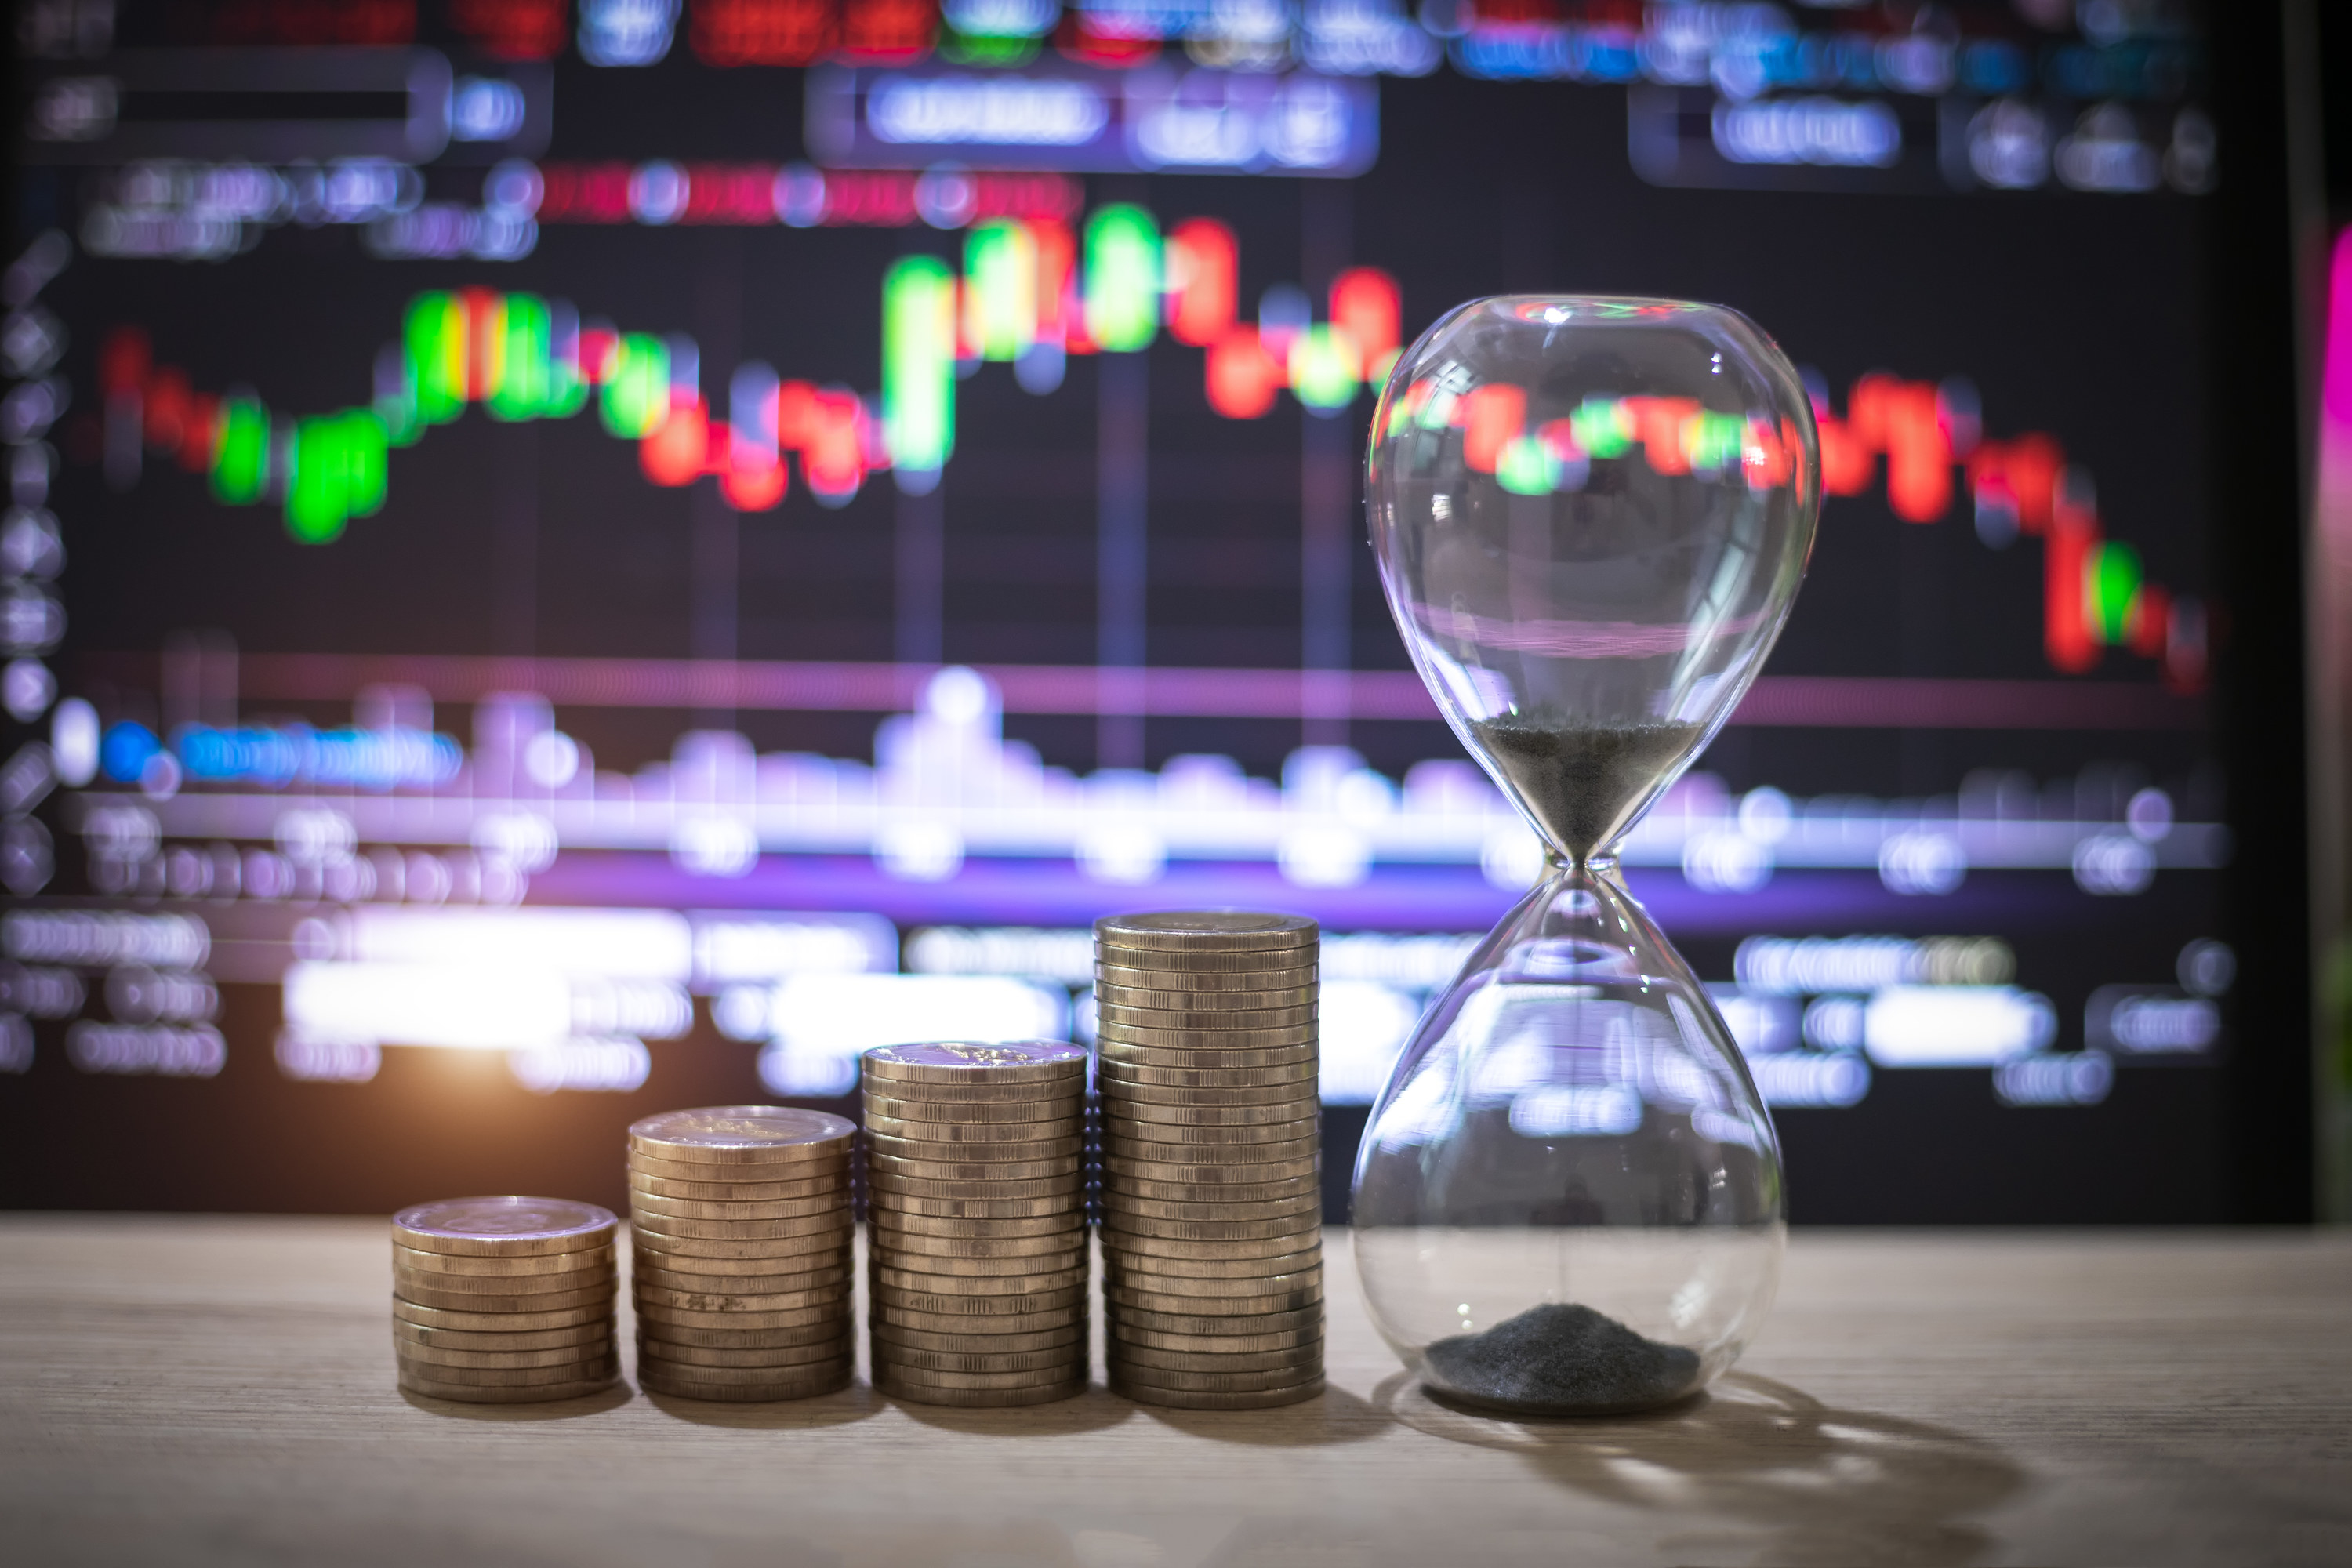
<box><xmin>1094</xmin><ymin>911</ymin><xmax>1326</xmax><ymax>1408</ymax></box>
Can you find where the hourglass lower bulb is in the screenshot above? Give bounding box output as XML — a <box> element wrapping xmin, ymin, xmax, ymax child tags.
<box><xmin>1353</xmin><ymin>296</ymin><xmax>1821</xmax><ymax>1414</ymax></box>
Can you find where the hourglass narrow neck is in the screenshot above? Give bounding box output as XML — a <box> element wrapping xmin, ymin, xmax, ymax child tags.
<box><xmin>1552</xmin><ymin>850</ymin><xmax>1621</xmax><ymax>882</ymax></box>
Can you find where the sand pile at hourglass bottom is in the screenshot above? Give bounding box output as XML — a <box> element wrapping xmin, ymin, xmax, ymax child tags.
<box><xmin>1471</xmin><ymin>719</ymin><xmax>1706</xmax><ymax>864</ymax></box>
<box><xmin>1421</xmin><ymin>1301</ymin><xmax>1702</xmax><ymax>1413</ymax></box>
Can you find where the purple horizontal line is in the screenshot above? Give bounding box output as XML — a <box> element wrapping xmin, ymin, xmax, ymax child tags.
<box><xmin>84</xmin><ymin>653</ymin><xmax>2205</xmax><ymax>730</ymax></box>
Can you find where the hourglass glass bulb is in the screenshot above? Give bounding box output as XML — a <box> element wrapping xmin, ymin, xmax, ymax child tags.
<box><xmin>1354</xmin><ymin>296</ymin><xmax>1821</xmax><ymax>1414</ymax></box>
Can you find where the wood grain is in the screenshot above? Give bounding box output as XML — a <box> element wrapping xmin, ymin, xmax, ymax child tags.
<box><xmin>2</xmin><ymin>1217</ymin><xmax>2347</xmax><ymax>1566</ymax></box>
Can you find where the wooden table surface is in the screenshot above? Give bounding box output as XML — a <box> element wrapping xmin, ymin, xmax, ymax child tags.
<box><xmin>3</xmin><ymin>1218</ymin><xmax>2348</xmax><ymax>1567</ymax></box>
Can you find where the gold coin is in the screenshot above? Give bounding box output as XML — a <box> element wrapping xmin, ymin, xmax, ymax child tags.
<box><xmin>1108</xmin><ymin>1141</ymin><xmax>1318</xmax><ymax>1174</ymax></box>
<box><xmin>1111</xmin><ymin>1375</ymin><xmax>1323</xmax><ymax>1410</ymax></box>
<box><xmin>1094</xmin><ymin>985</ymin><xmax>1316</xmax><ymax>1016</ymax></box>
<box><xmin>633</xmin><ymin>1280</ymin><xmax>848</xmax><ymax>1315</ymax></box>
<box><xmin>1115</xmin><ymin>1174</ymin><xmax>1319</xmax><ymax>1204</ymax></box>
<box><xmin>635</xmin><ymin>1301</ymin><xmax>848</xmax><ymax>1331</ymax></box>
<box><xmin>397</xmin><ymin>1371</ymin><xmax>617</xmax><ymax>1404</ymax></box>
<box><xmin>1100</xmin><ymin>1108</ymin><xmax>1318</xmax><ymax>1140</ymax></box>
<box><xmin>1106</xmin><ymin>1359</ymin><xmax>1324</xmax><ymax>1393</ymax></box>
<box><xmin>1095</xmin><ymin>1004</ymin><xmax>1316</xmax><ymax>1034</ymax></box>
<box><xmin>629</xmin><ymin>1170</ymin><xmax>848</xmax><ymax>1203</ymax></box>
<box><xmin>872</xmin><ymin>1302</ymin><xmax>1087</xmax><ymax>1338</ymax></box>
<box><xmin>638</xmin><ymin>1363</ymin><xmax>851</xmax><ymax>1402</ymax></box>
<box><xmin>1102</xmin><ymin>1263</ymin><xmax>1323</xmax><ymax>1298</ymax></box>
<box><xmin>391</xmin><ymin>1197</ymin><xmax>617</xmax><ymax>1258</ymax></box>
<box><xmin>633</xmin><ymin>1252</ymin><xmax>851</xmax><ymax>1287</ymax></box>
<box><xmin>874</xmin><ymin>1375</ymin><xmax>1086</xmax><ymax>1408</ymax></box>
<box><xmin>394</xmin><ymin>1351</ymin><xmax>619</xmax><ymax>1387</ymax></box>
<box><xmin>1102</xmin><ymin>1189</ymin><xmax>1319</xmax><ymax>1221</ymax></box>
<box><xmin>625</xmin><ymin>1209</ymin><xmax>848</xmax><ymax>1242</ymax></box>
<box><xmin>1102</xmin><ymin>1154</ymin><xmax>1320</xmax><ymax>1185</ymax></box>
<box><xmin>1097</xmin><ymin>1034</ymin><xmax>1319</xmax><ymax>1064</ymax></box>
<box><xmin>391</xmin><ymin>1297</ymin><xmax>608</xmax><ymax>1334</ymax></box>
<box><xmin>867</xmin><ymin>1149</ymin><xmax>1081</xmax><ymax>1182</ymax></box>
<box><xmin>869</xmin><ymin>1209</ymin><xmax>1085</xmax><ymax>1240</ymax></box>
<box><xmin>874</xmin><ymin>1229</ymin><xmax>1087</xmax><ymax>1260</ymax></box>
<box><xmin>1104</xmin><ymin>1247</ymin><xmax>1323</xmax><ymax>1280</ymax></box>
<box><xmin>1094</xmin><ymin>983</ymin><xmax>1316</xmax><ymax>1014</ymax></box>
<box><xmin>857</xmin><ymin>1070</ymin><xmax>1088</xmax><ymax>1103</ymax></box>
<box><xmin>391</xmin><ymin>1243</ymin><xmax>616</xmax><ymax>1279</ymax></box>
<box><xmin>630</xmin><ymin>1251</ymin><xmax>850</xmax><ymax>1284</ymax></box>
<box><xmin>630</xmin><ymin>1260</ymin><xmax>851</xmax><ymax>1298</ymax></box>
<box><xmin>637</xmin><ymin>1334</ymin><xmax>851</xmax><ymax>1370</ymax></box>
<box><xmin>874</xmin><ymin>1342</ymin><xmax>1088</xmax><ymax>1375</ymax></box>
<box><xmin>392</xmin><ymin>1273</ymin><xmax>614</xmax><ymax>1311</ymax></box>
<box><xmin>1096</xmin><ymin>1070</ymin><xmax>1317</xmax><ymax>1099</ymax></box>
<box><xmin>1100</xmin><ymin>1098</ymin><xmax>1320</xmax><ymax>1127</ymax></box>
<box><xmin>634</xmin><ymin>1319</ymin><xmax>848</xmax><ymax>1350</ymax></box>
<box><xmin>1093</xmin><ymin>942</ymin><xmax>1319</xmax><ymax>973</ymax></box>
<box><xmin>870</xmin><ymin>1263</ymin><xmax>1087</xmax><ymax>1298</ymax></box>
<box><xmin>1093</xmin><ymin>912</ymin><xmax>1317</xmax><ymax>952</ymax></box>
<box><xmin>1102</xmin><ymin>1212</ymin><xmax>1322</xmax><ymax>1243</ymax></box>
<box><xmin>1111</xmin><ymin>1340</ymin><xmax>1326</xmax><ymax>1374</ymax></box>
<box><xmin>1107</xmin><ymin>1129</ymin><xmax>1317</xmax><ymax>1160</ymax></box>
<box><xmin>628</xmin><ymin>1105</ymin><xmax>856</xmax><ymax>1165</ymax></box>
<box><xmin>869</xmin><ymin>1253</ymin><xmax>1087</xmax><ymax>1287</ymax></box>
<box><xmin>864</xmin><ymin>1093</ymin><xmax>1083</xmax><ymax>1125</ymax></box>
<box><xmin>630</xmin><ymin>1221</ymin><xmax>851</xmax><ymax>1260</ymax></box>
<box><xmin>628</xmin><ymin>1190</ymin><xmax>850</xmax><ymax>1221</ymax></box>
<box><xmin>862</xmin><ymin>1041</ymin><xmax>1091</xmax><ymax>1084</ymax></box>
<box><xmin>870</xmin><ymin>1282</ymin><xmax>1084</xmax><ymax>1316</ymax></box>
<box><xmin>862</xmin><ymin>1112</ymin><xmax>1077</xmax><ymax>1145</ymax></box>
<box><xmin>628</xmin><ymin>1149</ymin><xmax>852</xmax><ymax>1185</ymax></box>
<box><xmin>634</xmin><ymin>1351</ymin><xmax>852</xmax><ymax>1386</ymax></box>
<box><xmin>865</xmin><ymin>1130</ymin><xmax>1087</xmax><ymax>1163</ymax></box>
<box><xmin>1094</xmin><ymin>963</ymin><xmax>1317</xmax><ymax>993</ymax></box>
<box><xmin>875</xmin><ymin>1361</ymin><xmax>1083</xmax><ymax>1391</ymax></box>
<box><xmin>1107</xmin><ymin>1300</ymin><xmax>1322</xmax><ymax>1335</ymax></box>
<box><xmin>633</xmin><ymin>1260</ymin><xmax>851</xmax><ymax>1294</ymax></box>
<box><xmin>640</xmin><ymin>1279</ymin><xmax>851</xmax><ymax>1316</ymax></box>
<box><xmin>394</xmin><ymin>1338</ymin><xmax>615</xmax><ymax>1371</ymax></box>
<box><xmin>871</xmin><ymin>1320</ymin><xmax>1084</xmax><ymax>1356</ymax></box>
<box><xmin>1100</xmin><ymin>1229</ymin><xmax>1323</xmax><ymax>1261</ymax></box>
<box><xmin>1108</xmin><ymin>1320</ymin><xmax>1324</xmax><ymax>1354</ymax></box>
<box><xmin>864</xmin><ymin>1185</ymin><xmax>1085</xmax><ymax>1218</ymax></box>
<box><xmin>1105</xmin><ymin>1283</ymin><xmax>1324</xmax><ymax>1317</ymax></box>
<box><xmin>867</xmin><ymin>1248</ymin><xmax>1085</xmax><ymax>1280</ymax></box>
<box><xmin>393</xmin><ymin>1319</ymin><xmax>613</xmax><ymax>1354</ymax></box>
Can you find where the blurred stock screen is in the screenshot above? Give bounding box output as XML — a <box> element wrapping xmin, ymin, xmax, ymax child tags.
<box><xmin>3</xmin><ymin>0</ymin><xmax>2249</xmax><ymax>1221</ymax></box>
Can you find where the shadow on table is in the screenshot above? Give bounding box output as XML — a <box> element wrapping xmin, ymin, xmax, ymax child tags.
<box><xmin>887</xmin><ymin>1383</ymin><xmax>1135</xmax><ymax>1436</ymax></box>
<box><xmin>1128</xmin><ymin>1382</ymin><xmax>1392</xmax><ymax>1447</ymax></box>
<box><xmin>1375</xmin><ymin>1369</ymin><xmax>2024</xmax><ymax>1566</ymax></box>
<box><xmin>399</xmin><ymin>1382</ymin><xmax>636</xmax><ymax>1421</ymax></box>
<box><xmin>646</xmin><ymin>1384</ymin><xmax>884</xmax><ymax>1429</ymax></box>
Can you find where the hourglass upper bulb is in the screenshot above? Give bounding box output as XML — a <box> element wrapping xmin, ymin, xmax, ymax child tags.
<box><xmin>1365</xmin><ymin>297</ymin><xmax>1821</xmax><ymax>864</ymax></box>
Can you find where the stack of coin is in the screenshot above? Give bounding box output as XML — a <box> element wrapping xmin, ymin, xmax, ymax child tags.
<box><xmin>1095</xmin><ymin>912</ymin><xmax>1325</xmax><ymax>1409</ymax></box>
<box><xmin>391</xmin><ymin>1196</ymin><xmax>619</xmax><ymax>1403</ymax></box>
<box><xmin>862</xmin><ymin>1041</ymin><xmax>1091</xmax><ymax>1406</ymax></box>
<box><xmin>627</xmin><ymin>1105</ymin><xmax>856</xmax><ymax>1402</ymax></box>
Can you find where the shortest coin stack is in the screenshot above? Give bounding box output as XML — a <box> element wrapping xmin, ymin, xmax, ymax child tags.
<box><xmin>629</xmin><ymin>1105</ymin><xmax>858</xmax><ymax>1402</ymax></box>
<box><xmin>863</xmin><ymin>1041</ymin><xmax>1091</xmax><ymax>1407</ymax></box>
<box><xmin>391</xmin><ymin>1196</ymin><xmax>619</xmax><ymax>1403</ymax></box>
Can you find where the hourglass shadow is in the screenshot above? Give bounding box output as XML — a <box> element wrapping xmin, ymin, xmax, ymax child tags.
<box><xmin>1374</xmin><ymin>1369</ymin><xmax>2024</xmax><ymax>1566</ymax></box>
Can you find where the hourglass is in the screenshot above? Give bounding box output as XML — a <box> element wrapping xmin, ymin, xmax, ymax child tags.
<box><xmin>1352</xmin><ymin>297</ymin><xmax>1820</xmax><ymax>1414</ymax></box>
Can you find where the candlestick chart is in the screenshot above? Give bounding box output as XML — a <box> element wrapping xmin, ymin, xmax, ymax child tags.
<box><xmin>99</xmin><ymin>202</ymin><xmax>2202</xmax><ymax>687</ymax></box>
